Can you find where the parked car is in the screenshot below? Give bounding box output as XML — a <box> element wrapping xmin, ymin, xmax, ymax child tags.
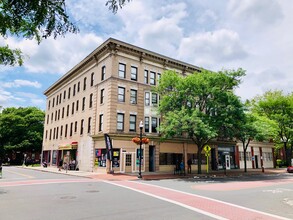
<box><xmin>287</xmin><ymin>166</ymin><xmax>293</xmax><ymax>173</ymax></box>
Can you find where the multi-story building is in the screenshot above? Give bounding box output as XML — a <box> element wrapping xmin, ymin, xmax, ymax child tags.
<box><xmin>42</xmin><ymin>38</ymin><xmax>275</xmax><ymax>173</ymax></box>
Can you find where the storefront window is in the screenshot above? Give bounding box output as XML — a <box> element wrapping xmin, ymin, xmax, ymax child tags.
<box><xmin>95</xmin><ymin>149</ymin><xmax>120</xmax><ymax>168</ymax></box>
<box><xmin>52</xmin><ymin>150</ymin><xmax>57</xmax><ymax>165</ymax></box>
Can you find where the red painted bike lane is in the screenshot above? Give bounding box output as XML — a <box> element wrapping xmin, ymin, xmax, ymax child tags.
<box><xmin>106</xmin><ymin>180</ymin><xmax>290</xmax><ymax>220</ymax></box>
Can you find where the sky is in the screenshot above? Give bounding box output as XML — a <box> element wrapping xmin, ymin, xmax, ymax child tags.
<box><xmin>1</xmin><ymin>0</ymin><xmax>292</xmax><ymax>110</ymax></box>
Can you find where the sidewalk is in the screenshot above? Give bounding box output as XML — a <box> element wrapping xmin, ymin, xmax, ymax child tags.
<box><xmin>19</xmin><ymin>165</ymin><xmax>288</xmax><ymax>181</ymax></box>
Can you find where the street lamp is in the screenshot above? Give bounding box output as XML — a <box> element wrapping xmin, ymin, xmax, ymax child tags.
<box><xmin>138</xmin><ymin>121</ymin><xmax>143</xmax><ymax>179</ymax></box>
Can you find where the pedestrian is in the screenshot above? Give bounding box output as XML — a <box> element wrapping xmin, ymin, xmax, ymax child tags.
<box><xmin>187</xmin><ymin>158</ymin><xmax>192</xmax><ymax>174</ymax></box>
<box><xmin>58</xmin><ymin>158</ymin><xmax>63</xmax><ymax>171</ymax></box>
<box><xmin>180</xmin><ymin>160</ymin><xmax>184</xmax><ymax>175</ymax></box>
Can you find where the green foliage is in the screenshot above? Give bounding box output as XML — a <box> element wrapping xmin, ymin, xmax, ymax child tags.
<box><xmin>0</xmin><ymin>0</ymin><xmax>79</xmax><ymax>66</ymax></box>
<box><xmin>0</xmin><ymin>107</ymin><xmax>45</xmax><ymax>158</ymax></box>
<box><xmin>106</xmin><ymin>0</ymin><xmax>132</xmax><ymax>13</ymax></box>
<box><xmin>250</xmin><ymin>90</ymin><xmax>293</xmax><ymax>165</ymax></box>
<box><xmin>155</xmin><ymin>68</ymin><xmax>246</xmax><ymax>174</ymax></box>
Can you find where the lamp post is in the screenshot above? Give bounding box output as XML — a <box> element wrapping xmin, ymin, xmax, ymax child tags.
<box><xmin>138</xmin><ymin>121</ymin><xmax>143</xmax><ymax>179</ymax></box>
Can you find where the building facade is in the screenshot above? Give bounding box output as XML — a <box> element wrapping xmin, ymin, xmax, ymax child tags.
<box><xmin>42</xmin><ymin>38</ymin><xmax>275</xmax><ymax>173</ymax></box>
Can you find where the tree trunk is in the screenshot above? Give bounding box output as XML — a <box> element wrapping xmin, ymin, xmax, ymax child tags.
<box><xmin>243</xmin><ymin>148</ymin><xmax>247</xmax><ymax>172</ymax></box>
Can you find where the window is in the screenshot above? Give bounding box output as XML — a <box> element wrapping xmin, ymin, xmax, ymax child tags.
<box><xmin>145</xmin><ymin>117</ymin><xmax>149</xmax><ymax>133</ymax></box>
<box><xmin>82</xmin><ymin>97</ymin><xmax>86</xmax><ymax>111</ymax></box>
<box><xmin>63</xmin><ymin>90</ymin><xmax>66</xmax><ymax>100</ymax></box>
<box><xmin>118</xmin><ymin>87</ymin><xmax>125</xmax><ymax>102</ymax></box>
<box><xmin>66</xmin><ymin>105</ymin><xmax>69</xmax><ymax>117</ymax></box>
<box><xmin>83</xmin><ymin>77</ymin><xmax>87</xmax><ymax>90</ymax></box>
<box><xmin>49</xmin><ymin>129</ymin><xmax>52</xmax><ymax>140</ymax></box>
<box><xmin>71</xmin><ymin>102</ymin><xmax>75</xmax><ymax>115</ymax></box>
<box><xmin>53</xmin><ymin>128</ymin><xmax>56</xmax><ymax>139</ymax></box>
<box><xmin>129</xmin><ymin>115</ymin><xmax>136</xmax><ymax>132</ymax></box>
<box><xmin>150</xmin><ymin>71</ymin><xmax>156</xmax><ymax>85</ymax></box>
<box><xmin>55</xmin><ymin>110</ymin><xmax>57</xmax><ymax>121</ymax></box>
<box><xmin>45</xmin><ymin>130</ymin><xmax>48</xmax><ymax>140</ymax></box>
<box><xmin>65</xmin><ymin>124</ymin><xmax>68</xmax><ymax>138</ymax></box>
<box><xmin>80</xmin><ymin>119</ymin><xmax>84</xmax><ymax>135</ymax></box>
<box><xmin>144</xmin><ymin>70</ymin><xmax>148</xmax><ymax>84</ymax></box>
<box><xmin>131</xmin><ymin>66</ymin><xmax>137</xmax><ymax>81</ymax></box>
<box><xmin>76</xmin><ymin>100</ymin><xmax>79</xmax><ymax>111</ymax></box>
<box><xmin>89</xmin><ymin>93</ymin><xmax>93</xmax><ymax>108</ymax></box>
<box><xmin>157</xmin><ymin>73</ymin><xmax>161</xmax><ymax>82</ymax></box>
<box><xmin>59</xmin><ymin>93</ymin><xmax>62</xmax><ymax>104</ymax></box>
<box><xmin>60</xmin><ymin>125</ymin><xmax>63</xmax><ymax>137</ymax></box>
<box><xmin>73</xmin><ymin>84</ymin><xmax>76</xmax><ymax>96</ymax></box>
<box><xmin>48</xmin><ymin>100</ymin><xmax>51</xmax><ymax>110</ymax></box>
<box><xmin>145</xmin><ymin>92</ymin><xmax>150</xmax><ymax>106</ymax></box>
<box><xmin>100</xmin><ymin>89</ymin><xmax>105</xmax><ymax>104</ymax></box>
<box><xmin>152</xmin><ymin>93</ymin><xmax>158</xmax><ymax>106</ymax></box>
<box><xmin>46</xmin><ymin>115</ymin><xmax>49</xmax><ymax>124</ymax></box>
<box><xmin>51</xmin><ymin>113</ymin><xmax>53</xmax><ymax>122</ymax></box>
<box><xmin>88</xmin><ymin>117</ymin><xmax>92</xmax><ymax>133</ymax></box>
<box><xmin>77</xmin><ymin>82</ymin><xmax>80</xmax><ymax>92</ymax></box>
<box><xmin>52</xmin><ymin>98</ymin><xmax>55</xmax><ymax>107</ymax></box>
<box><xmin>99</xmin><ymin>114</ymin><xmax>103</xmax><ymax>131</ymax></box>
<box><xmin>152</xmin><ymin>117</ymin><xmax>157</xmax><ymax>133</ymax></box>
<box><xmin>68</xmin><ymin>87</ymin><xmax>71</xmax><ymax>99</ymax></box>
<box><xmin>56</xmin><ymin>127</ymin><xmax>59</xmax><ymax>139</ymax></box>
<box><xmin>119</xmin><ymin>63</ymin><xmax>126</xmax><ymax>78</ymax></box>
<box><xmin>56</xmin><ymin>96</ymin><xmax>58</xmax><ymax>106</ymax></box>
<box><xmin>101</xmin><ymin>66</ymin><xmax>106</xmax><ymax>80</ymax></box>
<box><xmin>58</xmin><ymin>109</ymin><xmax>60</xmax><ymax>120</ymax></box>
<box><xmin>74</xmin><ymin>121</ymin><xmax>78</xmax><ymax>133</ymax></box>
<box><xmin>62</xmin><ymin>107</ymin><xmax>64</xmax><ymax>118</ymax></box>
<box><xmin>130</xmin><ymin>89</ymin><xmax>137</xmax><ymax>104</ymax></box>
<box><xmin>91</xmin><ymin>72</ymin><xmax>94</xmax><ymax>86</ymax></box>
<box><xmin>70</xmin><ymin>122</ymin><xmax>73</xmax><ymax>136</ymax></box>
<box><xmin>117</xmin><ymin>113</ymin><xmax>124</xmax><ymax>131</ymax></box>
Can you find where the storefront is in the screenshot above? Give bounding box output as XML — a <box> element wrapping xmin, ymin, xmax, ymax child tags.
<box><xmin>217</xmin><ymin>146</ymin><xmax>236</xmax><ymax>169</ymax></box>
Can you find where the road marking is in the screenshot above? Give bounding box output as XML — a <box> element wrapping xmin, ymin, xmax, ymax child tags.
<box><xmin>105</xmin><ymin>180</ymin><xmax>291</xmax><ymax>220</ymax></box>
<box><xmin>5</xmin><ymin>169</ymin><xmax>35</xmax><ymax>179</ymax></box>
<box><xmin>105</xmin><ymin>180</ymin><xmax>228</xmax><ymax>220</ymax></box>
<box><xmin>0</xmin><ymin>179</ymin><xmax>97</xmax><ymax>187</ymax></box>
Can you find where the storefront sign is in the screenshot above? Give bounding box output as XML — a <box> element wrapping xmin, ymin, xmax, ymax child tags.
<box><xmin>104</xmin><ymin>134</ymin><xmax>113</xmax><ymax>161</ymax></box>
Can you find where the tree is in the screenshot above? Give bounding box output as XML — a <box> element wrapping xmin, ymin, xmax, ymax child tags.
<box><xmin>155</xmin><ymin>68</ymin><xmax>246</xmax><ymax>174</ymax></box>
<box><xmin>106</xmin><ymin>0</ymin><xmax>132</xmax><ymax>13</ymax></box>
<box><xmin>0</xmin><ymin>0</ymin><xmax>79</xmax><ymax>66</ymax></box>
<box><xmin>251</xmin><ymin>91</ymin><xmax>293</xmax><ymax>166</ymax></box>
<box><xmin>0</xmin><ymin>107</ymin><xmax>45</xmax><ymax>160</ymax></box>
<box><xmin>234</xmin><ymin>110</ymin><xmax>277</xmax><ymax>172</ymax></box>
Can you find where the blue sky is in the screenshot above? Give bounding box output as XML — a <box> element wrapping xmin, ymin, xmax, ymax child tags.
<box><xmin>1</xmin><ymin>0</ymin><xmax>292</xmax><ymax>110</ymax></box>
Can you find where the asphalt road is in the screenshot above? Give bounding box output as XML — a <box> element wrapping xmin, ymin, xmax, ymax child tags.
<box><xmin>0</xmin><ymin>166</ymin><xmax>292</xmax><ymax>220</ymax></box>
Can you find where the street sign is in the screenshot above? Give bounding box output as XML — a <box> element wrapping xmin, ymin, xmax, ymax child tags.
<box><xmin>203</xmin><ymin>145</ymin><xmax>211</xmax><ymax>173</ymax></box>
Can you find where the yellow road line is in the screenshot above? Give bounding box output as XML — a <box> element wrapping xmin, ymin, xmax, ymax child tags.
<box><xmin>5</xmin><ymin>170</ymin><xmax>34</xmax><ymax>179</ymax></box>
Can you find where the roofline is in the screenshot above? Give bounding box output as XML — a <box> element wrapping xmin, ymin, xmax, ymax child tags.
<box><xmin>44</xmin><ymin>37</ymin><xmax>202</xmax><ymax>96</ymax></box>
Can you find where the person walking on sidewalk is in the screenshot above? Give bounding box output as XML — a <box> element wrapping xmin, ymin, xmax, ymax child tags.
<box><xmin>187</xmin><ymin>158</ymin><xmax>192</xmax><ymax>174</ymax></box>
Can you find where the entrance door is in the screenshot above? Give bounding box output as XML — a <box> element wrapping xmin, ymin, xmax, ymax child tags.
<box><xmin>225</xmin><ymin>155</ymin><xmax>231</xmax><ymax>170</ymax></box>
<box><xmin>255</xmin><ymin>155</ymin><xmax>258</xmax><ymax>168</ymax></box>
<box><xmin>121</xmin><ymin>152</ymin><xmax>135</xmax><ymax>173</ymax></box>
<box><xmin>149</xmin><ymin>146</ymin><xmax>155</xmax><ymax>172</ymax></box>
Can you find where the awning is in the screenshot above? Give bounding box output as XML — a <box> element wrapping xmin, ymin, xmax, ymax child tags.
<box><xmin>58</xmin><ymin>142</ymin><xmax>78</xmax><ymax>150</ymax></box>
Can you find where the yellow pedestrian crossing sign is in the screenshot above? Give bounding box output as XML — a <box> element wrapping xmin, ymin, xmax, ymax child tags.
<box><xmin>204</xmin><ymin>145</ymin><xmax>211</xmax><ymax>154</ymax></box>
<box><xmin>203</xmin><ymin>145</ymin><xmax>211</xmax><ymax>173</ymax></box>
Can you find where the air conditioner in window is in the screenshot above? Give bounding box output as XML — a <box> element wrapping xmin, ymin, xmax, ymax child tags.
<box><xmin>130</xmin><ymin>100</ymin><xmax>136</xmax><ymax>104</ymax></box>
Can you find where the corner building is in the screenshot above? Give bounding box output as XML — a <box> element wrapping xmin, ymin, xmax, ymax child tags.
<box><xmin>42</xmin><ymin>38</ymin><xmax>274</xmax><ymax>173</ymax></box>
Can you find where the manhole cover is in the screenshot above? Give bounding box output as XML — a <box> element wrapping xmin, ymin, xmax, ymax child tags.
<box><xmin>86</xmin><ymin>190</ymin><xmax>99</xmax><ymax>193</ymax></box>
<box><xmin>60</xmin><ymin>196</ymin><xmax>77</xmax><ymax>200</ymax></box>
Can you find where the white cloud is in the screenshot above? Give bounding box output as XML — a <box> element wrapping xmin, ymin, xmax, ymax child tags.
<box><xmin>2</xmin><ymin>33</ymin><xmax>104</xmax><ymax>74</ymax></box>
<box><xmin>227</xmin><ymin>0</ymin><xmax>284</xmax><ymax>28</ymax></box>
<box><xmin>178</xmin><ymin>29</ymin><xmax>248</xmax><ymax>69</ymax></box>
<box><xmin>2</xmin><ymin>79</ymin><xmax>41</xmax><ymax>88</ymax></box>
